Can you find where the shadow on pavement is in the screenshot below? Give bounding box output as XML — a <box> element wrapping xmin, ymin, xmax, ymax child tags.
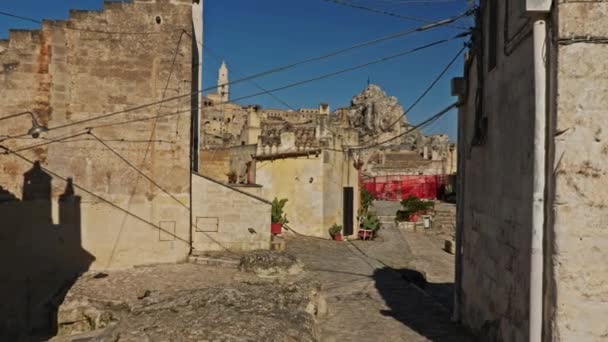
<box><xmin>373</xmin><ymin>267</ymin><xmax>474</xmax><ymax>342</ymax></box>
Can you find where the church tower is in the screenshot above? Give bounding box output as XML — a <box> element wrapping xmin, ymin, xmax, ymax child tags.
<box><xmin>218</xmin><ymin>61</ymin><xmax>229</xmax><ymax>103</ymax></box>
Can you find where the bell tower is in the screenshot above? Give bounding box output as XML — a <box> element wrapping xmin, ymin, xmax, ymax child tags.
<box><xmin>218</xmin><ymin>61</ymin><xmax>229</xmax><ymax>103</ymax></box>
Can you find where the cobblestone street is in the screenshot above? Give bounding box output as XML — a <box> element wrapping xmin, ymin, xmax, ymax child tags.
<box><xmin>286</xmin><ymin>221</ymin><xmax>473</xmax><ymax>342</ymax></box>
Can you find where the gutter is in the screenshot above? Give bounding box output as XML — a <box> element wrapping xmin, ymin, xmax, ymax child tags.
<box><xmin>529</xmin><ymin>8</ymin><xmax>551</xmax><ymax>342</ymax></box>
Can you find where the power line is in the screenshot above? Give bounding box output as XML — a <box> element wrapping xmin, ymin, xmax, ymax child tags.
<box><xmin>186</xmin><ymin>10</ymin><xmax>470</xmax><ymax>91</ymax></box>
<box><xmin>321</xmin><ymin>0</ymin><xmax>470</xmax><ymax>29</ymax></box>
<box><xmin>203</xmin><ymin>45</ymin><xmax>297</xmax><ymax>111</ymax></box>
<box><xmin>3</xmin><ymin>16</ymin><xmax>469</xmax><ymax>141</ymax></box>
<box><xmin>4</xmin><ymin>32</ymin><xmax>466</xmax><ymax>142</ymax></box>
<box><xmin>350</xmin><ymin>101</ymin><xmax>459</xmax><ymax>150</ymax></box>
<box><xmin>0</xmin><ymin>143</ymin><xmax>190</xmax><ymax>244</ymax></box>
<box><xmin>87</xmin><ymin>131</ymin><xmax>190</xmax><ymax>210</ymax></box>
<box><xmin>0</xmin><ymin>10</ymin><xmax>184</xmax><ymax>35</ymax></box>
<box><xmin>105</xmin><ymin>29</ymin><xmax>186</xmax><ymax>268</ymax></box>
<box><xmin>360</xmin><ymin>44</ymin><xmax>466</xmax><ymax>145</ymax></box>
<box><xmin>81</xmin><ymin>33</ymin><xmax>467</xmax><ymax>131</ymax></box>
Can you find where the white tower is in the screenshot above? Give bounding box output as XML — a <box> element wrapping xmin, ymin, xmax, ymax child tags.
<box><xmin>218</xmin><ymin>61</ymin><xmax>229</xmax><ymax>103</ymax></box>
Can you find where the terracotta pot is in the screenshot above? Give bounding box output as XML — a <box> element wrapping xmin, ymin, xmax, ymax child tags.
<box><xmin>358</xmin><ymin>229</ymin><xmax>373</xmax><ymax>240</ymax></box>
<box><xmin>332</xmin><ymin>234</ymin><xmax>343</xmax><ymax>241</ymax></box>
<box><xmin>408</xmin><ymin>214</ymin><xmax>419</xmax><ymax>222</ymax></box>
<box><xmin>271</xmin><ymin>223</ymin><xmax>282</xmax><ymax>235</ymax></box>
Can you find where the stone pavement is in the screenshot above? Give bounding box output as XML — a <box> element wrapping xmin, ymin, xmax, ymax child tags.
<box><xmin>286</xmin><ymin>225</ymin><xmax>473</xmax><ymax>342</ymax></box>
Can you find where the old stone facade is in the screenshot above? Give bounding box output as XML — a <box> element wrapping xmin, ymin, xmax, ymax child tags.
<box><xmin>457</xmin><ymin>1</ymin><xmax>608</xmax><ymax>341</ymax></box>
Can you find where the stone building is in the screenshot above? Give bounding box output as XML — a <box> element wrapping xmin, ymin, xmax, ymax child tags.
<box><xmin>455</xmin><ymin>1</ymin><xmax>608</xmax><ymax>341</ymax></box>
<box><xmin>198</xmin><ymin>66</ymin><xmax>457</xmax><ymax>235</ymax></box>
<box><xmin>0</xmin><ymin>1</ymin><xmax>207</xmax><ymax>337</ymax></box>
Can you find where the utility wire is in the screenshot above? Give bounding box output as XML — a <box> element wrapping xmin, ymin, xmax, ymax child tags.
<box><xmin>203</xmin><ymin>45</ymin><xmax>297</xmax><ymax>111</ymax></box>
<box><xmin>87</xmin><ymin>131</ymin><xmax>190</xmax><ymax>210</ymax></box>
<box><xmin>80</xmin><ymin>33</ymin><xmax>467</xmax><ymax>131</ymax></box>
<box><xmin>350</xmin><ymin>101</ymin><xmax>459</xmax><ymax>150</ymax></box>
<box><xmin>186</xmin><ymin>11</ymin><xmax>470</xmax><ymax>91</ymax></box>
<box><xmin>0</xmin><ymin>10</ymin><xmax>184</xmax><ymax>35</ymax></box>
<box><xmin>0</xmin><ymin>144</ymin><xmax>190</xmax><ymax>244</ymax></box>
<box><xmin>321</xmin><ymin>0</ymin><xmax>469</xmax><ymax>29</ymax></box>
<box><xmin>360</xmin><ymin>44</ymin><xmax>466</xmax><ymax>145</ymax></box>
<box><xmin>3</xmin><ymin>17</ymin><xmax>469</xmax><ymax>141</ymax></box>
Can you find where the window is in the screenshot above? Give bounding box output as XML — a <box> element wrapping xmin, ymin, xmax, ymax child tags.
<box><xmin>488</xmin><ymin>0</ymin><xmax>498</xmax><ymax>71</ymax></box>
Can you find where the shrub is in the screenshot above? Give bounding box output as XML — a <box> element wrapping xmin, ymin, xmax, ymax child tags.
<box><xmin>361</xmin><ymin>212</ymin><xmax>381</xmax><ymax>232</ymax></box>
<box><xmin>361</xmin><ymin>188</ymin><xmax>374</xmax><ymax>212</ymax></box>
<box><xmin>328</xmin><ymin>224</ymin><xmax>342</xmax><ymax>236</ymax></box>
<box><xmin>396</xmin><ymin>195</ymin><xmax>434</xmax><ymax>222</ymax></box>
<box><xmin>271</xmin><ymin>198</ymin><xmax>289</xmax><ymax>225</ymax></box>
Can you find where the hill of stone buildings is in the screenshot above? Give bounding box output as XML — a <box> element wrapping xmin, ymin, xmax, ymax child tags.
<box><xmin>200</xmin><ymin>62</ymin><xmax>456</xmax><ymax>178</ymax></box>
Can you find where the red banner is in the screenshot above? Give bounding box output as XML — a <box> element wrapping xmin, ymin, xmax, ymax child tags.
<box><xmin>363</xmin><ymin>175</ymin><xmax>446</xmax><ymax>201</ymax></box>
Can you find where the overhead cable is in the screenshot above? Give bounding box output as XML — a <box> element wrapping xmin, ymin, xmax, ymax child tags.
<box><xmin>87</xmin><ymin>131</ymin><xmax>190</xmax><ymax>211</ymax></box>
<box><xmin>0</xmin><ymin>10</ymin><xmax>184</xmax><ymax>35</ymax></box>
<box><xmin>0</xmin><ymin>144</ymin><xmax>190</xmax><ymax>244</ymax></box>
<box><xmin>80</xmin><ymin>32</ymin><xmax>468</xmax><ymax>131</ymax></box>
<box><xmin>4</xmin><ymin>32</ymin><xmax>467</xmax><ymax>141</ymax></box>
<box><xmin>350</xmin><ymin>101</ymin><xmax>459</xmax><ymax>150</ymax></box>
<box><xmin>321</xmin><ymin>0</ymin><xmax>470</xmax><ymax>29</ymax></box>
<box><xmin>3</xmin><ymin>18</ymin><xmax>470</xmax><ymax>141</ymax></box>
<box><xmin>186</xmin><ymin>11</ymin><xmax>471</xmax><ymax>91</ymax></box>
<box><xmin>360</xmin><ymin>44</ymin><xmax>466</xmax><ymax>145</ymax></box>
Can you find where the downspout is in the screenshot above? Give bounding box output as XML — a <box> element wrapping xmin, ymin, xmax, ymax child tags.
<box><xmin>530</xmin><ymin>17</ymin><xmax>548</xmax><ymax>342</ymax></box>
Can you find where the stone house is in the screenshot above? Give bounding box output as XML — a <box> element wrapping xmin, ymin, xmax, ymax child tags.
<box><xmin>455</xmin><ymin>1</ymin><xmax>608</xmax><ymax>340</ymax></box>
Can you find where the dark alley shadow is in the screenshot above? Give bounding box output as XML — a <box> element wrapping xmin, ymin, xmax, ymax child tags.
<box><xmin>0</xmin><ymin>161</ymin><xmax>94</xmax><ymax>340</ymax></box>
<box><xmin>373</xmin><ymin>267</ymin><xmax>474</xmax><ymax>342</ymax></box>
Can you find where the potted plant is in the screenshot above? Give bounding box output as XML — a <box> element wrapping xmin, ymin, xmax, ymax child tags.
<box><xmin>271</xmin><ymin>198</ymin><xmax>288</xmax><ymax>235</ymax></box>
<box><xmin>329</xmin><ymin>224</ymin><xmax>343</xmax><ymax>241</ymax></box>
<box><xmin>358</xmin><ymin>212</ymin><xmax>380</xmax><ymax>240</ymax></box>
<box><xmin>361</xmin><ymin>188</ymin><xmax>374</xmax><ymax>213</ymax></box>
<box><xmin>396</xmin><ymin>195</ymin><xmax>435</xmax><ymax>223</ymax></box>
<box><xmin>227</xmin><ymin>171</ymin><xmax>237</xmax><ymax>184</ymax></box>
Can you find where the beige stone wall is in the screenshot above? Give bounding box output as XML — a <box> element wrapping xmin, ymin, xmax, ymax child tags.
<box><xmin>549</xmin><ymin>2</ymin><xmax>608</xmax><ymax>340</ymax></box>
<box><xmin>199</xmin><ymin>148</ymin><xmax>231</xmax><ymax>181</ymax></box>
<box><xmin>459</xmin><ymin>1</ymin><xmax>608</xmax><ymax>341</ymax></box>
<box><xmin>256</xmin><ymin>156</ymin><xmax>326</xmax><ymax>237</ymax></box>
<box><xmin>254</xmin><ymin>149</ymin><xmax>359</xmax><ymax>238</ymax></box>
<box><xmin>458</xmin><ymin>1</ymin><xmax>535</xmax><ymax>340</ymax></box>
<box><xmin>191</xmin><ymin>174</ymin><xmax>271</xmax><ymax>252</ymax></box>
<box><xmin>0</xmin><ymin>0</ymin><xmax>196</xmax><ymax>271</ymax></box>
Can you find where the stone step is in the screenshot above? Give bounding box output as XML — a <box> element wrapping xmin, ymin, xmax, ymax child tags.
<box><xmin>188</xmin><ymin>256</ymin><xmax>240</xmax><ymax>268</ymax></box>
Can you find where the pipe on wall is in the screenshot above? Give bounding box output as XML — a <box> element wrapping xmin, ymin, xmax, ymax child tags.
<box><xmin>530</xmin><ymin>18</ymin><xmax>548</xmax><ymax>342</ymax></box>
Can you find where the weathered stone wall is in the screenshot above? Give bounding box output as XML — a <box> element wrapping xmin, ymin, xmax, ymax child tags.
<box><xmin>199</xmin><ymin>148</ymin><xmax>231</xmax><ymax>181</ymax></box>
<box><xmin>256</xmin><ymin>156</ymin><xmax>326</xmax><ymax>237</ymax></box>
<box><xmin>254</xmin><ymin>148</ymin><xmax>359</xmax><ymax>238</ymax></box>
<box><xmin>0</xmin><ymin>0</ymin><xmax>196</xmax><ymax>272</ymax></box>
<box><xmin>199</xmin><ymin>144</ymin><xmax>257</xmax><ymax>183</ymax></box>
<box><xmin>191</xmin><ymin>174</ymin><xmax>271</xmax><ymax>252</ymax></box>
<box><xmin>458</xmin><ymin>1</ymin><xmax>535</xmax><ymax>340</ymax></box>
<box><xmin>549</xmin><ymin>2</ymin><xmax>608</xmax><ymax>340</ymax></box>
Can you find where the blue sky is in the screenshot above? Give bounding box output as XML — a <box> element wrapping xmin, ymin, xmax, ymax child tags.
<box><xmin>0</xmin><ymin>0</ymin><xmax>473</xmax><ymax>140</ymax></box>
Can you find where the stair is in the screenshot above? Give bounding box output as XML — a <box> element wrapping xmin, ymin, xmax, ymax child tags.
<box><xmin>188</xmin><ymin>255</ymin><xmax>240</xmax><ymax>268</ymax></box>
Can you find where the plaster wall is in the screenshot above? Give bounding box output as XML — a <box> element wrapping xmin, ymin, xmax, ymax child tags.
<box><xmin>191</xmin><ymin>174</ymin><xmax>271</xmax><ymax>252</ymax></box>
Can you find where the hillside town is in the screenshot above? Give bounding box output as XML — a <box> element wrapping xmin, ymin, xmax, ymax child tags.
<box><xmin>0</xmin><ymin>0</ymin><xmax>606</xmax><ymax>341</ymax></box>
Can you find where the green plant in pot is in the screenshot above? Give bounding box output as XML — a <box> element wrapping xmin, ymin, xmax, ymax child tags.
<box><xmin>226</xmin><ymin>171</ymin><xmax>237</xmax><ymax>184</ymax></box>
<box><xmin>359</xmin><ymin>212</ymin><xmax>380</xmax><ymax>240</ymax></box>
<box><xmin>328</xmin><ymin>224</ymin><xmax>343</xmax><ymax>241</ymax></box>
<box><xmin>271</xmin><ymin>198</ymin><xmax>288</xmax><ymax>235</ymax></box>
<box><xmin>361</xmin><ymin>188</ymin><xmax>374</xmax><ymax>213</ymax></box>
<box><xmin>396</xmin><ymin>195</ymin><xmax>434</xmax><ymax>223</ymax></box>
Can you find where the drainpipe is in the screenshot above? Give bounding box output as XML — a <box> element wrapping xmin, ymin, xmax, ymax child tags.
<box><xmin>530</xmin><ymin>18</ymin><xmax>548</xmax><ymax>342</ymax></box>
